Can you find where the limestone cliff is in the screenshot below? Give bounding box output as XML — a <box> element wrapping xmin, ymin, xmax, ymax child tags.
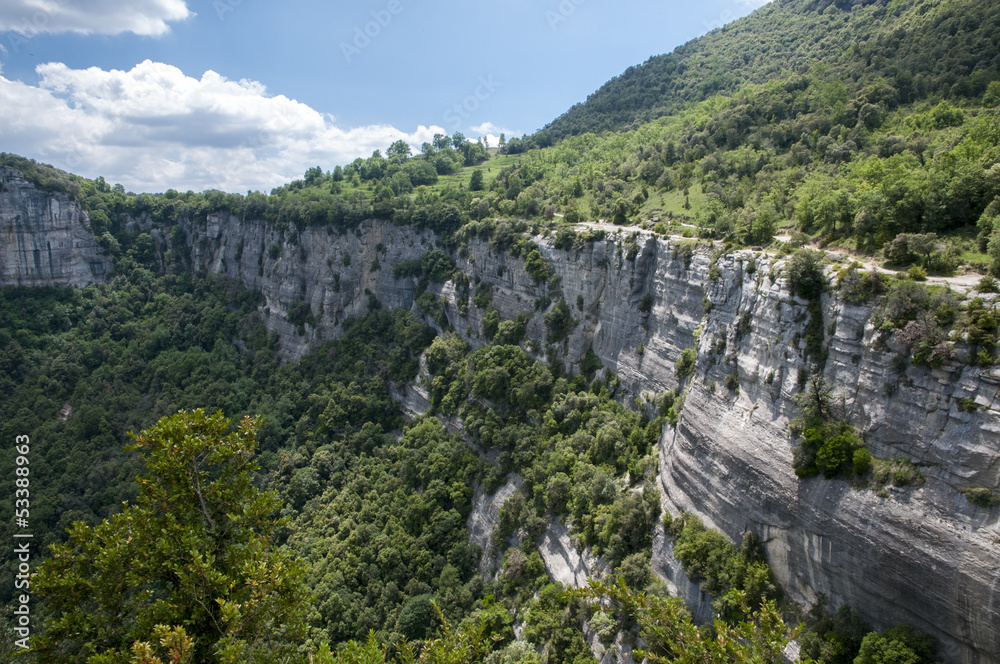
<box><xmin>450</xmin><ymin>227</ymin><xmax>998</xmax><ymax>663</ymax></box>
<box><xmin>0</xmin><ymin>167</ymin><xmax>111</xmax><ymax>286</ymax></box>
<box><xmin>650</xmin><ymin>252</ymin><xmax>1000</xmax><ymax>664</ymax></box>
<box><xmin>149</xmin><ymin>211</ymin><xmax>1000</xmax><ymax>664</ymax></box>
<box><xmin>1</xmin><ymin>173</ymin><xmax>997</xmax><ymax>664</ymax></box>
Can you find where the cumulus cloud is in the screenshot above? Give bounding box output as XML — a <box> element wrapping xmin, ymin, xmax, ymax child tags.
<box><xmin>736</xmin><ymin>0</ymin><xmax>773</xmax><ymax>8</ymax></box>
<box><xmin>469</xmin><ymin>121</ymin><xmax>518</xmax><ymax>138</ymax></box>
<box><xmin>0</xmin><ymin>0</ymin><xmax>192</xmax><ymax>36</ymax></box>
<box><xmin>468</xmin><ymin>121</ymin><xmax>520</xmax><ymax>150</ymax></box>
<box><xmin>0</xmin><ymin>60</ymin><xmax>448</xmax><ymax>192</ymax></box>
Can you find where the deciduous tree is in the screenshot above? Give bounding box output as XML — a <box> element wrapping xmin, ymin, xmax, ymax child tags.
<box><xmin>33</xmin><ymin>410</ymin><xmax>308</xmax><ymax>664</ymax></box>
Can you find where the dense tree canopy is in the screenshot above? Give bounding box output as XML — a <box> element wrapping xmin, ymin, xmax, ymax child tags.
<box><xmin>32</xmin><ymin>410</ymin><xmax>308</xmax><ymax>663</ymax></box>
<box><xmin>1</xmin><ymin>0</ymin><xmax>979</xmax><ymax>660</ymax></box>
<box><xmin>541</xmin><ymin>0</ymin><xmax>1000</xmax><ymax>141</ymax></box>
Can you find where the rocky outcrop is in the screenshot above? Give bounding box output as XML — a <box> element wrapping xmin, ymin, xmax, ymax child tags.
<box><xmin>298</xmin><ymin>223</ymin><xmax>999</xmax><ymax>663</ymax></box>
<box><xmin>0</xmin><ymin>168</ymin><xmax>111</xmax><ymax>286</ymax></box>
<box><xmin>165</xmin><ymin>212</ymin><xmax>439</xmax><ymax>362</ymax></box>
<box><xmin>650</xmin><ymin>521</ymin><xmax>715</xmax><ymax>624</ymax></box>
<box><xmin>465</xmin><ymin>475</ymin><xmax>522</xmax><ymax>575</ymax></box>
<box><xmin>538</xmin><ymin>517</ymin><xmax>609</xmax><ymax>588</ymax></box>
<box><xmin>441</xmin><ymin>228</ymin><xmax>995</xmax><ymax>663</ymax></box>
<box><xmin>447</xmin><ymin>229</ymin><xmax>998</xmax><ymax>664</ymax></box>
<box><xmin>648</xmin><ymin>250</ymin><xmax>1000</xmax><ymax>664</ymax></box>
<box><xmin>2</xmin><ymin>172</ymin><xmax>997</xmax><ymax>663</ymax></box>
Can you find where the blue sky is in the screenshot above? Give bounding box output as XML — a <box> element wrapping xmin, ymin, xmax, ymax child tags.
<box><xmin>0</xmin><ymin>0</ymin><xmax>770</xmax><ymax>192</ymax></box>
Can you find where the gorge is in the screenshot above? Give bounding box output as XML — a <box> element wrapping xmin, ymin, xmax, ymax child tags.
<box><xmin>3</xmin><ymin>164</ymin><xmax>997</xmax><ymax>663</ymax></box>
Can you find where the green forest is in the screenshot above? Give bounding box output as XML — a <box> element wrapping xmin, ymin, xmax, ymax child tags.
<box><xmin>7</xmin><ymin>0</ymin><xmax>1000</xmax><ymax>276</ymax></box>
<box><xmin>3</xmin><ymin>0</ymin><xmax>999</xmax><ymax>661</ymax></box>
<box><xmin>0</xmin><ymin>269</ymin><xmax>939</xmax><ymax>664</ymax></box>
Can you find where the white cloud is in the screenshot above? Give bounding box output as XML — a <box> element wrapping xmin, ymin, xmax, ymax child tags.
<box><xmin>0</xmin><ymin>0</ymin><xmax>192</xmax><ymax>36</ymax></box>
<box><xmin>736</xmin><ymin>0</ymin><xmax>773</xmax><ymax>8</ymax></box>
<box><xmin>0</xmin><ymin>60</ymin><xmax>448</xmax><ymax>192</ymax></box>
<box><xmin>469</xmin><ymin>121</ymin><xmax>519</xmax><ymax>138</ymax></box>
<box><xmin>468</xmin><ymin>121</ymin><xmax>520</xmax><ymax>151</ymax></box>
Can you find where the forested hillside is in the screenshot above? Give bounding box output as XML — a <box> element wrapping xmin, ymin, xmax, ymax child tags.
<box><xmin>0</xmin><ymin>276</ymin><xmax>940</xmax><ymax>664</ymax></box>
<box><xmin>539</xmin><ymin>0</ymin><xmax>1000</xmax><ymax>141</ymax></box>
<box><xmin>1</xmin><ymin>0</ymin><xmax>998</xmax><ymax>661</ymax></box>
<box><xmin>8</xmin><ymin>1</ymin><xmax>997</xmax><ymax>280</ymax></box>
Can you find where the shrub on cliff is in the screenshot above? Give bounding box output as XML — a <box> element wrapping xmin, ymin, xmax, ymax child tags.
<box><xmin>792</xmin><ymin>375</ymin><xmax>868</xmax><ymax>479</ymax></box>
<box><xmin>794</xmin><ymin>420</ymin><xmax>866</xmax><ymax>479</ymax></box>
<box><xmin>665</xmin><ymin>512</ymin><xmax>779</xmax><ymax>623</ymax></box>
<box><xmin>675</xmin><ymin>347</ymin><xmax>697</xmax><ymax>378</ymax></box>
<box><xmin>523</xmin><ymin>248</ymin><xmax>550</xmax><ymax>283</ymax></box>
<box><xmin>787</xmin><ymin>249</ymin><xmax>826</xmax><ymax>300</ymax></box>
<box><xmin>544</xmin><ymin>299</ymin><xmax>576</xmax><ymax>342</ymax></box>
<box><xmin>959</xmin><ymin>486</ymin><xmax>1000</xmax><ymax>507</ymax></box>
<box><xmin>855</xmin><ymin>625</ymin><xmax>935</xmax><ymax>664</ymax></box>
<box><xmin>837</xmin><ymin>265</ymin><xmax>887</xmax><ymax>305</ymax></box>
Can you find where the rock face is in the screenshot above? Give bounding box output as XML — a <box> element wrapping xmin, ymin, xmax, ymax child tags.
<box><xmin>2</xmin><ymin>173</ymin><xmax>997</xmax><ymax>664</ymax></box>
<box><xmin>0</xmin><ymin>168</ymin><xmax>111</xmax><ymax>286</ymax></box>
<box><xmin>466</xmin><ymin>476</ymin><xmax>523</xmax><ymax>575</ymax></box>
<box><xmin>650</xmin><ymin>521</ymin><xmax>715</xmax><ymax>624</ymax></box>
<box><xmin>466</xmin><ymin>232</ymin><xmax>997</xmax><ymax>664</ymax></box>
<box><xmin>538</xmin><ymin>517</ymin><xmax>608</xmax><ymax>588</ymax></box>
<box><xmin>178</xmin><ymin>215</ymin><xmax>1000</xmax><ymax>664</ymax></box>
<box><xmin>648</xmin><ymin>252</ymin><xmax>1000</xmax><ymax>664</ymax></box>
<box><xmin>138</xmin><ymin>211</ymin><xmax>438</xmax><ymax>362</ymax></box>
<box><xmin>187</xmin><ymin>219</ymin><xmax>1000</xmax><ymax>664</ymax></box>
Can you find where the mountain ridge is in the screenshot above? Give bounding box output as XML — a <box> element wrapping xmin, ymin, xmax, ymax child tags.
<box><xmin>2</xmin><ymin>0</ymin><xmax>999</xmax><ymax>660</ymax></box>
<box><xmin>538</xmin><ymin>0</ymin><xmax>999</xmax><ymax>143</ymax></box>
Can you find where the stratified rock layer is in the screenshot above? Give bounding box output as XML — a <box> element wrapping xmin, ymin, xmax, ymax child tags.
<box><xmin>1</xmin><ymin>174</ymin><xmax>997</xmax><ymax>664</ymax></box>
<box><xmin>0</xmin><ymin>168</ymin><xmax>111</xmax><ymax>286</ymax></box>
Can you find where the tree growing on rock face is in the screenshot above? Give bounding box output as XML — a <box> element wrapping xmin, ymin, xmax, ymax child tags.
<box><xmin>675</xmin><ymin>347</ymin><xmax>697</xmax><ymax>379</ymax></box>
<box><xmin>33</xmin><ymin>410</ymin><xmax>308</xmax><ymax>664</ymax></box>
<box><xmin>579</xmin><ymin>578</ymin><xmax>793</xmax><ymax>664</ymax></box>
<box><xmin>787</xmin><ymin>249</ymin><xmax>826</xmax><ymax>300</ymax></box>
<box><xmin>854</xmin><ymin>624</ymin><xmax>935</xmax><ymax>664</ymax></box>
<box><xmin>794</xmin><ymin>374</ymin><xmax>833</xmax><ymax>424</ymax></box>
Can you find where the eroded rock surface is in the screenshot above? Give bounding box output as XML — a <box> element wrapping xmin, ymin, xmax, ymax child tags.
<box><xmin>538</xmin><ymin>517</ymin><xmax>608</xmax><ymax>588</ymax></box>
<box><xmin>466</xmin><ymin>475</ymin><xmax>522</xmax><ymax>575</ymax></box>
<box><xmin>650</xmin><ymin>521</ymin><xmax>715</xmax><ymax>624</ymax></box>
<box><xmin>0</xmin><ymin>168</ymin><xmax>111</xmax><ymax>286</ymax></box>
<box><xmin>3</xmin><ymin>173</ymin><xmax>997</xmax><ymax>663</ymax></box>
